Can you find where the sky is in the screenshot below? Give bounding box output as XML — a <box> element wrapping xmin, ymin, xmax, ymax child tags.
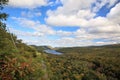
<box><xmin>2</xmin><ymin>0</ymin><xmax>120</xmax><ymax>47</ymax></box>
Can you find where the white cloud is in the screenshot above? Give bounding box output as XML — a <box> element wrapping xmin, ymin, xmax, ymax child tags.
<box><xmin>46</xmin><ymin>0</ymin><xmax>119</xmax><ymax>27</ymax></box>
<box><xmin>12</xmin><ymin>17</ymin><xmax>39</xmax><ymax>28</ymax></box>
<box><xmin>54</xmin><ymin>37</ymin><xmax>96</xmax><ymax>47</ymax></box>
<box><xmin>56</xmin><ymin>30</ymin><xmax>73</xmax><ymax>37</ymax></box>
<box><xmin>21</xmin><ymin>11</ymin><xmax>41</xmax><ymax>18</ymax></box>
<box><xmin>9</xmin><ymin>0</ymin><xmax>49</xmax><ymax>8</ymax></box>
<box><xmin>107</xmin><ymin>0</ymin><xmax>118</xmax><ymax>8</ymax></box>
<box><xmin>11</xmin><ymin>17</ymin><xmax>75</xmax><ymax>39</ymax></box>
<box><xmin>9</xmin><ymin>28</ymin><xmax>44</xmax><ymax>37</ymax></box>
<box><xmin>45</xmin><ymin>0</ymin><xmax>120</xmax><ymax>46</ymax></box>
<box><xmin>48</xmin><ymin>0</ymin><xmax>61</xmax><ymax>6</ymax></box>
<box><xmin>46</xmin><ymin>14</ymin><xmax>88</xmax><ymax>26</ymax></box>
<box><xmin>92</xmin><ymin>0</ymin><xmax>118</xmax><ymax>12</ymax></box>
<box><xmin>11</xmin><ymin>17</ymin><xmax>55</xmax><ymax>36</ymax></box>
<box><xmin>107</xmin><ymin>2</ymin><xmax>120</xmax><ymax>24</ymax></box>
<box><xmin>53</xmin><ymin>32</ymin><xmax>120</xmax><ymax>47</ymax></box>
<box><xmin>60</xmin><ymin>0</ymin><xmax>95</xmax><ymax>12</ymax></box>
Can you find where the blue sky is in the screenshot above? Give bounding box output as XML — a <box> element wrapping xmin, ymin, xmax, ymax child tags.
<box><xmin>3</xmin><ymin>0</ymin><xmax>120</xmax><ymax>47</ymax></box>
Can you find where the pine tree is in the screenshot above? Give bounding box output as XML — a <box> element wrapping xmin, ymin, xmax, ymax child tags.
<box><xmin>0</xmin><ymin>0</ymin><xmax>9</xmax><ymax>30</ymax></box>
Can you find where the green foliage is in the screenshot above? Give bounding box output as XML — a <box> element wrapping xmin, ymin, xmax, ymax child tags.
<box><xmin>0</xmin><ymin>28</ymin><xmax>16</xmax><ymax>57</ymax></box>
<box><xmin>0</xmin><ymin>0</ymin><xmax>9</xmax><ymax>30</ymax></box>
<box><xmin>0</xmin><ymin>13</ymin><xmax>8</xmax><ymax>20</ymax></box>
<box><xmin>0</xmin><ymin>0</ymin><xmax>9</xmax><ymax>10</ymax></box>
<box><xmin>31</xmin><ymin>45</ymin><xmax>45</xmax><ymax>53</ymax></box>
<box><xmin>46</xmin><ymin>45</ymin><xmax>120</xmax><ymax>80</ymax></box>
<box><xmin>0</xmin><ymin>28</ymin><xmax>48</xmax><ymax>80</ymax></box>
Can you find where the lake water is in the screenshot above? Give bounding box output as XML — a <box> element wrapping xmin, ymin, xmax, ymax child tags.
<box><xmin>44</xmin><ymin>49</ymin><xmax>62</xmax><ymax>54</ymax></box>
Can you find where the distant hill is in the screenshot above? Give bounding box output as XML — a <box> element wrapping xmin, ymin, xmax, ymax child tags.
<box><xmin>100</xmin><ymin>43</ymin><xmax>120</xmax><ymax>48</ymax></box>
<box><xmin>83</xmin><ymin>43</ymin><xmax>120</xmax><ymax>48</ymax></box>
<box><xmin>31</xmin><ymin>43</ymin><xmax>120</xmax><ymax>53</ymax></box>
<box><xmin>56</xmin><ymin>43</ymin><xmax>120</xmax><ymax>54</ymax></box>
<box><xmin>31</xmin><ymin>45</ymin><xmax>54</xmax><ymax>52</ymax></box>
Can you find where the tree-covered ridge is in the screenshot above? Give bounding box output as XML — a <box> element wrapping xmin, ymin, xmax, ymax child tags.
<box><xmin>46</xmin><ymin>45</ymin><xmax>120</xmax><ymax>80</ymax></box>
<box><xmin>0</xmin><ymin>28</ymin><xmax>49</xmax><ymax>80</ymax></box>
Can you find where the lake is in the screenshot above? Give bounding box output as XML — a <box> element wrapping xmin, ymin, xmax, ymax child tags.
<box><xmin>44</xmin><ymin>49</ymin><xmax>62</xmax><ymax>55</ymax></box>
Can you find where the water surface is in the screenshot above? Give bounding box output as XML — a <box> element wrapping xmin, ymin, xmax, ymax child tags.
<box><xmin>44</xmin><ymin>49</ymin><xmax>62</xmax><ymax>54</ymax></box>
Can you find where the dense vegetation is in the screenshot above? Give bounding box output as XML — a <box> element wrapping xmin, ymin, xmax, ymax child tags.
<box><xmin>46</xmin><ymin>45</ymin><xmax>120</xmax><ymax>80</ymax></box>
<box><xmin>31</xmin><ymin>45</ymin><xmax>52</xmax><ymax>53</ymax></box>
<box><xmin>0</xmin><ymin>29</ymin><xmax>50</xmax><ymax>80</ymax></box>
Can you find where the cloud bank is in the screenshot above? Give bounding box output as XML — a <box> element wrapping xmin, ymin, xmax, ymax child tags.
<box><xmin>8</xmin><ymin>0</ymin><xmax>120</xmax><ymax>47</ymax></box>
<box><xmin>9</xmin><ymin>0</ymin><xmax>49</xmax><ymax>8</ymax></box>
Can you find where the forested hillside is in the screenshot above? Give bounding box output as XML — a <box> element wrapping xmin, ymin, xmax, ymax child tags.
<box><xmin>46</xmin><ymin>45</ymin><xmax>120</xmax><ymax>80</ymax></box>
<box><xmin>0</xmin><ymin>29</ymin><xmax>50</xmax><ymax>80</ymax></box>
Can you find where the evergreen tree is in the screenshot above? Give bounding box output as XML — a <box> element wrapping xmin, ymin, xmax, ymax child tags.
<box><xmin>0</xmin><ymin>0</ymin><xmax>15</xmax><ymax>56</ymax></box>
<box><xmin>0</xmin><ymin>0</ymin><xmax>9</xmax><ymax>30</ymax></box>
